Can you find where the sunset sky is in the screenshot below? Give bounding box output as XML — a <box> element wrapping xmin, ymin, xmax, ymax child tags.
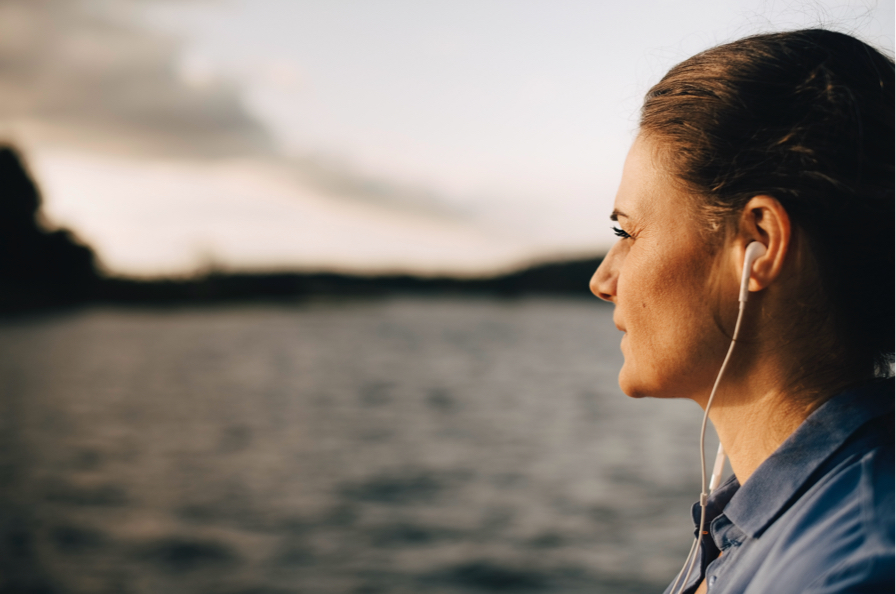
<box><xmin>1</xmin><ymin>0</ymin><xmax>892</xmax><ymax>276</ymax></box>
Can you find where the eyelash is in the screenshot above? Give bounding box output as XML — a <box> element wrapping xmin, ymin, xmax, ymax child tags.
<box><xmin>612</xmin><ymin>226</ymin><xmax>631</xmax><ymax>239</ymax></box>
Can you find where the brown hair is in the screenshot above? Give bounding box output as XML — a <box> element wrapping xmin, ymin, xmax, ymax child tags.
<box><xmin>640</xmin><ymin>29</ymin><xmax>894</xmax><ymax>379</ymax></box>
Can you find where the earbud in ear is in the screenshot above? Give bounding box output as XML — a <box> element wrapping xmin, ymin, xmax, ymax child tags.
<box><xmin>739</xmin><ymin>242</ymin><xmax>767</xmax><ymax>303</ymax></box>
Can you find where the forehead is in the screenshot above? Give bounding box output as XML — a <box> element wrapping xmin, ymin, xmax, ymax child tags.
<box><xmin>614</xmin><ymin>135</ymin><xmax>683</xmax><ymax>223</ymax></box>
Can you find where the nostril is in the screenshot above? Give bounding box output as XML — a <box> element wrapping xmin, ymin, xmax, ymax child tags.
<box><xmin>590</xmin><ymin>272</ymin><xmax>610</xmax><ymax>301</ymax></box>
<box><xmin>590</xmin><ymin>249</ymin><xmax>619</xmax><ymax>302</ymax></box>
<box><xmin>590</xmin><ymin>272</ymin><xmax>615</xmax><ymax>303</ymax></box>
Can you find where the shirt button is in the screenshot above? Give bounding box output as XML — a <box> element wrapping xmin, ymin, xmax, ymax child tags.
<box><xmin>709</xmin><ymin>575</ymin><xmax>718</xmax><ymax>588</ymax></box>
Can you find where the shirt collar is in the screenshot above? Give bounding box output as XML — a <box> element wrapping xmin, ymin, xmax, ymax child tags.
<box><xmin>722</xmin><ymin>378</ymin><xmax>894</xmax><ymax>538</ymax></box>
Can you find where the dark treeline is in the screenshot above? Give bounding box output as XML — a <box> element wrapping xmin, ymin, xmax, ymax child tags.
<box><xmin>98</xmin><ymin>256</ymin><xmax>604</xmax><ymax>305</ymax></box>
<box><xmin>0</xmin><ymin>147</ymin><xmax>100</xmax><ymax>311</ymax></box>
<box><xmin>0</xmin><ymin>145</ymin><xmax>602</xmax><ymax>312</ymax></box>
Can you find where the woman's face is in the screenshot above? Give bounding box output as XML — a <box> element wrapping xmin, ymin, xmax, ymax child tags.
<box><xmin>590</xmin><ymin>136</ymin><xmax>733</xmax><ymax>400</ymax></box>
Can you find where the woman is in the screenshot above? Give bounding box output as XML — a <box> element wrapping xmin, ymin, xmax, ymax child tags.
<box><xmin>591</xmin><ymin>30</ymin><xmax>893</xmax><ymax>593</ymax></box>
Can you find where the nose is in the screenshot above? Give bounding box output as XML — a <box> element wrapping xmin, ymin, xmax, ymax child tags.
<box><xmin>590</xmin><ymin>246</ymin><xmax>619</xmax><ymax>303</ymax></box>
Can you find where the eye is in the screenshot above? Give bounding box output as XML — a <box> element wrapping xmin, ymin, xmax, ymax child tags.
<box><xmin>612</xmin><ymin>226</ymin><xmax>631</xmax><ymax>239</ymax></box>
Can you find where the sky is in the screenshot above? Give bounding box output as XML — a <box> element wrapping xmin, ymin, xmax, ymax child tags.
<box><xmin>1</xmin><ymin>0</ymin><xmax>893</xmax><ymax>277</ymax></box>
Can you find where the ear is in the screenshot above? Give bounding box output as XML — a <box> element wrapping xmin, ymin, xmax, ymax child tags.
<box><xmin>736</xmin><ymin>195</ymin><xmax>791</xmax><ymax>293</ymax></box>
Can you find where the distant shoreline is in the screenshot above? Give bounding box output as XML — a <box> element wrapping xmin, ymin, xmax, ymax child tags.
<box><xmin>1</xmin><ymin>253</ymin><xmax>605</xmax><ymax>314</ymax></box>
<box><xmin>90</xmin><ymin>255</ymin><xmax>605</xmax><ymax>307</ymax></box>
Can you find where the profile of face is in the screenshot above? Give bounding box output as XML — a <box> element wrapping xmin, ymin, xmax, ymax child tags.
<box><xmin>590</xmin><ymin>136</ymin><xmax>735</xmax><ymax>401</ymax></box>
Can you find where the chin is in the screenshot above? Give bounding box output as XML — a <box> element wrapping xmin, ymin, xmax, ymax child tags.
<box><xmin>618</xmin><ymin>365</ymin><xmax>676</xmax><ymax>399</ymax></box>
<box><xmin>618</xmin><ymin>368</ymin><xmax>651</xmax><ymax>399</ymax></box>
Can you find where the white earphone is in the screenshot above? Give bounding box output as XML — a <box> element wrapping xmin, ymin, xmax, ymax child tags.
<box><xmin>740</xmin><ymin>241</ymin><xmax>767</xmax><ymax>303</ymax></box>
<box><xmin>672</xmin><ymin>241</ymin><xmax>766</xmax><ymax>594</ymax></box>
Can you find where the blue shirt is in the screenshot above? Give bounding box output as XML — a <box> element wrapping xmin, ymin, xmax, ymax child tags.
<box><xmin>664</xmin><ymin>378</ymin><xmax>895</xmax><ymax>594</ymax></box>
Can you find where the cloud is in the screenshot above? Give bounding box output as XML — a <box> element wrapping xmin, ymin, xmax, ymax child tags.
<box><xmin>0</xmin><ymin>0</ymin><xmax>273</xmax><ymax>158</ymax></box>
<box><xmin>0</xmin><ymin>0</ymin><xmax>462</xmax><ymax>218</ymax></box>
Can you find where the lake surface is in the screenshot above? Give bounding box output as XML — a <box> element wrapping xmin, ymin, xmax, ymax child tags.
<box><xmin>0</xmin><ymin>297</ymin><xmax>716</xmax><ymax>594</ymax></box>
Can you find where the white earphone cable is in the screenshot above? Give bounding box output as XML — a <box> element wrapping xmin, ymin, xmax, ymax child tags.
<box><xmin>670</xmin><ymin>298</ymin><xmax>747</xmax><ymax>594</ymax></box>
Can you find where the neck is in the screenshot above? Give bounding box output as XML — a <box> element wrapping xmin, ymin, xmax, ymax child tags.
<box><xmin>702</xmin><ymin>361</ymin><xmax>844</xmax><ymax>484</ymax></box>
<box><xmin>707</xmin><ymin>387</ymin><xmax>805</xmax><ymax>483</ymax></box>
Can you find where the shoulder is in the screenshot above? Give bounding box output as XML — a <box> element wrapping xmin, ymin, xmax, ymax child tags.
<box><xmin>723</xmin><ymin>386</ymin><xmax>894</xmax><ymax>594</ymax></box>
<box><xmin>775</xmin><ymin>437</ymin><xmax>894</xmax><ymax>593</ymax></box>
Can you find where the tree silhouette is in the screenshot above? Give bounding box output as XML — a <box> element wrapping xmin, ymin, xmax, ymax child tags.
<box><xmin>0</xmin><ymin>145</ymin><xmax>99</xmax><ymax>311</ymax></box>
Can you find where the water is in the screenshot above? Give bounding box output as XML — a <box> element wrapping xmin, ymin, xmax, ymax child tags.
<box><xmin>0</xmin><ymin>297</ymin><xmax>715</xmax><ymax>594</ymax></box>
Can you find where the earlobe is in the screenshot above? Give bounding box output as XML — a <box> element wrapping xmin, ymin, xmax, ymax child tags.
<box><xmin>738</xmin><ymin>195</ymin><xmax>791</xmax><ymax>293</ymax></box>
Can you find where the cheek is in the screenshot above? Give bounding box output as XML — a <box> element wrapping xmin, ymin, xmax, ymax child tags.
<box><xmin>617</xmin><ymin>252</ymin><xmax>683</xmax><ymax>321</ymax></box>
<box><xmin>616</xmin><ymin>248</ymin><xmax>723</xmax><ymax>397</ymax></box>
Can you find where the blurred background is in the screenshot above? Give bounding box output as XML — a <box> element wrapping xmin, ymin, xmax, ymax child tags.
<box><xmin>0</xmin><ymin>1</ymin><xmax>892</xmax><ymax>593</ymax></box>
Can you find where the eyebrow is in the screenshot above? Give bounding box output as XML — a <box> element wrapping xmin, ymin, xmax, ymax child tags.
<box><xmin>610</xmin><ymin>209</ymin><xmax>628</xmax><ymax>221</ymax></box>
